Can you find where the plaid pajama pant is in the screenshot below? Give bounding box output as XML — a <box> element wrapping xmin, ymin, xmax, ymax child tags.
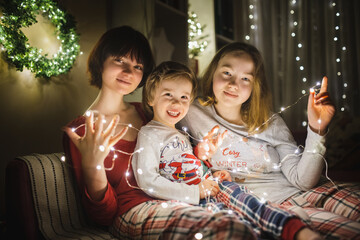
<box><xmin>110</xmin><ymin>199</ymin><xmax>256</xmax><ymax>240</ymax></box>
<box><xmin>213</xmin><ymin>181</ymin><xmax>300</xmax><ymax>239</ymax></box>
<box><xmin>281</xmin><ymin>181</ymin><xmax>360</xmax><ymax>240</ymax></box>
<box><xmin>111</xmin><ymin>181</ymin><xmax>302</xmax><ymax>239</ymax></box>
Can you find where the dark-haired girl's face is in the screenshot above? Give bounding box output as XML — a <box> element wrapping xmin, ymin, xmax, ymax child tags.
<box><xmin>212</xmin><ymin>53</ymin><xmax>254</xmax><ymax>111</ymax></box>
<box><xmin>102</xmin><ymin>55</ymin><xmax>144</xmax><ymax>95</ymax></box>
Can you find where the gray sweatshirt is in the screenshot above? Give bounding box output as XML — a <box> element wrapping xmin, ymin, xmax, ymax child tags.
<box><xmin>132</xmin><ymin>120</ymin><xmax>201</xmax><ymax>205</ymax></box>
<box><xmin>178</xmin><ymin>100</ymin><xmax>326</xmax><ymax>203</ymax></box>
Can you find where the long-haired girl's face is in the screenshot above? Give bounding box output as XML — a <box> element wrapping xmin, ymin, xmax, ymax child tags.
<box><xmin>212</xmin><ymin>52</ymin><xmax>255</xmax><ymax>109</ymax></box>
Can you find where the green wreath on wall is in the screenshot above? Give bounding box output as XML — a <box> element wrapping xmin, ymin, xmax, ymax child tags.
<box><xmin>0</xmin><ymin>0</ymin><xmax>80</xmax><ymax>78</ymax></box>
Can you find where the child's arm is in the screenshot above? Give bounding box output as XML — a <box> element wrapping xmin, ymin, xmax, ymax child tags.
<box><xmin>132</xmin><ymin>131</ymin><xmax>200</xmax><ymax>205</ymax></box>
<box><xmin>194</xmin><ymin>125</ymin><xmax>227</xmax><ymax>166</ymax></box>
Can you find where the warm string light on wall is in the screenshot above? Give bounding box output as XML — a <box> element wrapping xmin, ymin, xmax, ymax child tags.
<box><xmin>331</xmin><ymin>1</ymin><xmax>347</xmax><ymax>112</ymax></box>
<box><xmin>245</xmin><ymin>0</ymin><xmax>257</xmax><ymax>42</ymax></box>
<box><xmin>289</xmin><ymin>0</ymin><xmax>309</xmax><ymax>128</ymax></box>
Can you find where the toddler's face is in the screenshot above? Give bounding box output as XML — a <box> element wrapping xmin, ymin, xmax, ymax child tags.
<box><xmin>149</xmin><ymin>77</ymin><xmax>193</xmax><ymax>128</ymax></box>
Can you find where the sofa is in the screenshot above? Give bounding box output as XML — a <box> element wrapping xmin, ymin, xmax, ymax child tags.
<box><xmin>5</xmin><ymin>147</ymin><xmax>360</xmax><ymax>239</ymax></box>
<box><xmin>5</xmin><ymin>153</ymin><xmax>116</xmax><ymax>240</ymax></box>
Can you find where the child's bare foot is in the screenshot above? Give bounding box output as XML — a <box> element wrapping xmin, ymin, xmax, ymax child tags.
<box><xmin>295</xmin><ymin>228</ymin><xmax>323</xmax><ymax>240</ymax></box>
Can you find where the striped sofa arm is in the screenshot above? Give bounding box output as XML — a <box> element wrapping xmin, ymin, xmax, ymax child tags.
<box><xmin>6</xmin><ymin>153</ymin><xmax>116</xmax><ymax>240</ymax></box>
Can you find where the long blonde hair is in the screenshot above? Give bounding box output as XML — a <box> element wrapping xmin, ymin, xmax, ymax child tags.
<box><xmin>200</xmin><ymin>42</ymin><xmax>272</xmax><ymax>133</ymax></box>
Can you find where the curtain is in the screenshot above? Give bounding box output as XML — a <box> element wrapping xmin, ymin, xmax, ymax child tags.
<box><xmin>236</xmin><ymin>0</ymin><xmax>360</xmax><ymax>131</ymax></box>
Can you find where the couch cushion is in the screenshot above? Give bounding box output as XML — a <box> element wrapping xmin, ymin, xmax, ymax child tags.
<box><xmin>17</xmin><ymin>153</ymin><xmax>116</xmax><ymax>239</ymax></box>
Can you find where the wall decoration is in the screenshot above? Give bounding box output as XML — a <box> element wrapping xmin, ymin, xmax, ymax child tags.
<box><xmin>188</xmin><ymin>10</ymin><xmax>209</xmax><ymax>59</ymax></box>
<box><xmin>0</xmin><ymin>0</ymin><xmax>80</xmax><ymax>78</ymax></box>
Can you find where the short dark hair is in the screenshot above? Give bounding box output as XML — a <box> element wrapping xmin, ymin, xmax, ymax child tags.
<box><xmin>87</xmin><ymin>26</ymin><xmax>155</xmax><ymax>88</ymax></box>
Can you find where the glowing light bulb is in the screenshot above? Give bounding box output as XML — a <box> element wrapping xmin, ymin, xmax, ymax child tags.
<box><xmin>99</xmin><ymin>145</ymin><xmax>105</xmax><ymax>152</ymax></box>
<box><xmin>336</xmin><ymin>58</ymin><xmax>340</xmax><ymax>62</ymax></box>
<box><xmin>296</xmin><ymin>56</ymin><xmax>300</xmax><ymax>61</ymax></box>
<box><xmin>61</xmin><ymin>156</ymin><xmax>66</xmax><ymax>162</ymax></box>
<box><xmin>245</xmin><ymin>35</ymin><xmax>250</xmax><ymax>40</ymax></box>
<box><xmin>291</xmin><ymin>32</ymin><xmax>296</xmax><ymax>37</ymax></box>
<box><xmin>298</xmin><ymin>43</ymin><xmax>302</xmax><ymax>48</ymax></box>
<box><xmin>341</xmin><ymin>107</ymin><xmax>345</xmax><ymax>111</ymax></box>
<box><xmin>302</xmin><ymin>121</ymin><xmax>307</xmax><ymax>127</ymax></box>
<box><xmin>342</xmin><ymin>94</ymin><xmax>346</xmax><ymax>99</ymax></box>
<box><xmin>302</xmin><ymin>78</ymin><xmax>307</xmax><ymax>82</ymax></box>
<box><xmin>281</xmin><ymin>107</ymin><xmax>285</xmax><ymax>111</ymax></box>
<box><xmin>204</xmin><ymin>144</ymin><xmax>210</xmax><ymax>151</ymax></box>
<box><xmin>195</xmin><ymin>233</ymin><xmax>203</xmax><ymax>240</ymax></box>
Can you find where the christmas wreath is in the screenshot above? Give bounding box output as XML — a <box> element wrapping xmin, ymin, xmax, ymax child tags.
<box><xmin>0</xmin><ymin>0</ymin><xmax>80</xmax><ymax>78</ymax></box>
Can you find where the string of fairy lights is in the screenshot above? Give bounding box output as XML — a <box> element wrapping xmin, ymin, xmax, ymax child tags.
<box><xmin>244</xmin><ymin>0</ymin><xmax>257</xmax><ymax>42</ymax></box>
<box><xmin>60</xmin><ymin>99</ymin><xmax>336</xmax><ymax>239</ymax></box>
<box><xmin>61</xmin><ymin>81</ymin><xmax>336</xmax><ymax>199</ymax></box>
<box><xmin>331</xmin><ymin>1</ymin><xmax>347</xmax><ymax>112</ymax></box>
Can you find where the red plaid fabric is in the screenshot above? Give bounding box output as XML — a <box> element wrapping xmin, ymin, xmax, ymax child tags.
<box><xmin>110</xmin><ymin>200</ymin><xmax>256</xmax><ymax>240</ymax></box>
<box><xmin>281</xmin><ymin>181</ymin><xmax>360</xmax><ymax>239</ymax></box>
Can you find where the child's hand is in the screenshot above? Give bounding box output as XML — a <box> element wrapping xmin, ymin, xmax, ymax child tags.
<box><xmin>64</xmin><ymin>111</ymin><xmax>128</xmax><ymax>168</ymax></box>
<box><xmin>307</xmin><ymin>76</ymin><xmax>335</xmax><ymax>136</ymax></box>
<box><xmin>194</xmin><ymin>125</ymin><xmax>228</xmax><ymax>165</ymax></box>
<box><xmin>199</xmin><ymin>179</ymin><xmax>220</xmax><ymax>199</ymax></box>
<box><xmin>213</xmin><ymin>170</ymin><xmax>232</xmax><ymax>182</ymax></box>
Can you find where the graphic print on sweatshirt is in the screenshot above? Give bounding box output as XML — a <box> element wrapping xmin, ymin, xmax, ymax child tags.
<box><xmin>210</xmin><ymin>134</ymin><xmax>281</xmax><ymax>182</ymax></box>
<box><xmin>158</xmin><ymin>136</ymin><xmax>205</xmax><ymax>185</ymax></box>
